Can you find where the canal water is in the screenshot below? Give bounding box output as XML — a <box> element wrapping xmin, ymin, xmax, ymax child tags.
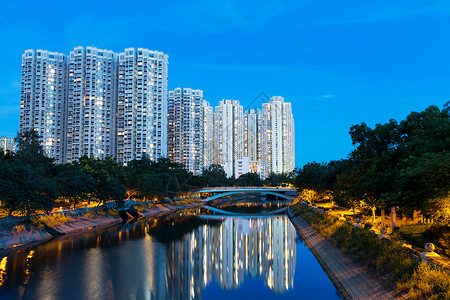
<box><xmin>0</xmin><ymin>203</ymin><xmax>341</xmax><ymax>299</ymax></box>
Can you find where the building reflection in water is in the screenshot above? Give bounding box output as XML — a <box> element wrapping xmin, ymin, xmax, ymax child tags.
<box><xmin>164</xmin><ymin>216</ymin><xmax>296</xmax><ymax>299</ymax></box>
<box><xmin>0</xmin><ymin>215</ymin><xmax>296</xmax><ymax>299</ymax></box>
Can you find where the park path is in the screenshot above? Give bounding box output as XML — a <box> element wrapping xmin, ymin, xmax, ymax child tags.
<box><xmin>287</xmin><ymin>208</ymin><xmax>407</xmax><ymax>300</ymax></box>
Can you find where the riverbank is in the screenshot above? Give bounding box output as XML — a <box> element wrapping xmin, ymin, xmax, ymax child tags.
<box><xmin>287</xmin><ymin>207</ymin><xmax>406</xmax><ymax>299</ymax></box>
<box><xmin>0</xmin><ymin>201</ymin><xmax>205</xmax><ymax>252</ymax></box>
<box><xmin>288</xmin><ymin>201</ymin><xmax>450</xmax><ymax>299</ymax></box>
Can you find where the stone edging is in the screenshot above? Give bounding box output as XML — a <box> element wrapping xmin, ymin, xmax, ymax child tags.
<box><xmin>287</xmin><ymin>207</ymin><xmax>407</xmax><ymax>300</ymax></box>
<box><xmin>286</xmin><ymin>208</ymin><xmax>351</xmax><ymax>299</ymax></box>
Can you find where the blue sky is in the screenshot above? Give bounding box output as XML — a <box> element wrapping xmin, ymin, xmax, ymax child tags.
<box><xmin>1</xmin><ymin>0</ymin><xmax>449</xmax><ymax>166</ymax></box>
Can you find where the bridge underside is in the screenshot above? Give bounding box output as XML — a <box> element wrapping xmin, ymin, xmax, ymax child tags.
<box><xmin>201</xmin><ymin>205</ymin><xmax>287</xmax><ymax>217</ymax></box>
<box><xmin>201</xmin><ymin>191</ymin><xmax>294</xmax><ymax>202</ymax></box>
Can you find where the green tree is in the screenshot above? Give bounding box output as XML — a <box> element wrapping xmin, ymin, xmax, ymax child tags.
<box><xmin>236</xmin><ymin>172</ymin><xmax>263</xmax><ymax>186</ymax></box>
<box><xmin>264</xmin><ymin>172</ymin><xmax>295</xmax><ymax>187</ymax></box>
<box><xmin>0</xmin><ymin>157</ymin><xmax>57</xmax><ymax>216</ymax></box>
<box><xmin>78</xmin><ymin>156</ymin><xmax>126</xmax><ymax>205</ymax></box>
<box><xmin>135</xmin><ymin>174</ymin><xmax>163</xmax><ymax>200</ymax></box>
<box><xmin>55</xmin><ymin>166</ymin><xmax>95</xmax><ymax>209</ymax></box>
<box><xmin>201</xmin><ymin>164</ymin><xmax>228</xmax><ymax>187</ymax></box>
<box><xmin>387</xmin><ymin>153</ymin><xmax>450</xmax><ymax>216</ymax></box>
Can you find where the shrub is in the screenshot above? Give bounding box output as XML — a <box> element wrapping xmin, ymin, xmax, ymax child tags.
<box><xmin>397</xmin><ymin>263</ymin><xmax>450</xmax><ymax>299</ymax></box>
<box><xmin>397</xmin><ymin>224</ymin><xmax>450</xmax><ymax>256</ymax></box>
<box><xmin>292</xmin><ymin>203</ymin><xmax>450</xmax><ymax>298</ymax></box>
<box><xmin>32</xmin><ymin>214</ymin><xmax>72</xmax><ymax>229</ymax></box>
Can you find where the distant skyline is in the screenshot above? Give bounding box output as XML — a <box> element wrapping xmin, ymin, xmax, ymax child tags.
<box><xmin>1</xmin><ymin>0</ymin><xmax>449</xmax><ymax>166</ymax></box>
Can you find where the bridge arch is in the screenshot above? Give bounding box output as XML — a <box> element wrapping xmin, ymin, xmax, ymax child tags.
<box><xmin>201</xmin><ymin>205</ymin><xmax>287</xmax><ymax>216</ymax></box>
<box><xmin>201</xmin><ymin>190</ymin><xmax>293</xmax><ymax>202</ymax></box>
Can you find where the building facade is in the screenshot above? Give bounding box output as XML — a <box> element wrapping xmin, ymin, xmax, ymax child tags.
<box><xmin>244</xmin><ymin>108</ymin><xmax>263</xmax><ymax>162</ymax></box>
<box><xmin>20</xmin><ymin>49</ymin><xmax>67</xmax><ymax>163</ymax></box>
<box><xmin>0</xmin><ymin>137</ymin><xmax>15</xmax><ymax>154</ymax></box>
<box><xmin>203</xmin><ymin>101</ymin><xmax>214</xmax><ymax>170</ymax></box>
<box><xmin>262</xmin><ymin>96</ymin><xmax>295</xmax><ymax>176</ymax></box>
<box><xmin>167</xmin><ymin>88</ymin><xmax>204</xmax><ymax>175</ymax></box>
<box><xmin>66</xmin><ymin>46</ymin><xmax>117</xmax><ymax>163</ymax></box>
<box><xmin>18</xmin><ymin>48</ymin><xmax>296</xmax><ymax>176</ymax></box>
<box><xmin>214</xmin><ymin>100</ymin><xmax>244</xmax><ymax>177</ymax></box>
<box><xmin>116</xmin><ymin>48</ymin><xmax>169</xmax><ymax>164</ymax></box>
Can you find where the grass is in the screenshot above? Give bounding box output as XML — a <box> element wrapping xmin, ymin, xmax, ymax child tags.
<box><xmin>31</xmin><ymin>207</ymin><xmax>120</xmax><ymax>230</ymax></box>
<box><xmin>31</xmin><ymin>214</ymin><xmax>72</xmax><ymax>230</ymax></box>
<box><xmin>293</xmin><ymin>203</ymin><xmax>450</xmax><ymax>299</ymax></box>
<box><xmin>83</xmin><ymin>208</ymin><xmax>120</xmax><ymax>218</ymax></box>
<box><xmin>397</xmin><ymin>264</ymin><xmax>450</xmax><ymax>300</ymax></box>
<box><xmin>395</xmin><ymin>224</ymin><xmax>450</xmax><ymax>256</ymax></box>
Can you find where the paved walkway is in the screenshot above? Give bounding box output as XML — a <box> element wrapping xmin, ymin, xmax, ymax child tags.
<box><xmin>287</xmin><ymin>208</ymin><xmax>406</xmax><ymax>300</ymax></box>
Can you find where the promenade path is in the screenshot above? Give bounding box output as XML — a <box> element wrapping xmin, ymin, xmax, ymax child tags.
<box><xmin>287</xmin><ymin>208</ymin><xmax>407</xmax><ymax>300</ymax></box>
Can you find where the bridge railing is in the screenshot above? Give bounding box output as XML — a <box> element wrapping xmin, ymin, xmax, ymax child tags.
<box><xmin>199</xmin><ymin>186</ymin><xmax>297</xmax><ymax>191</ymax></box>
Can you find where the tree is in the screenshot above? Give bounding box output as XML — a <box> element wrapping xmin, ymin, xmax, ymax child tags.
<box><xmin>201</xmin><ymin>164</ymin><xmax>228</xmax><ymax>187</ymax></box>
<box><xmin>236</xmin><ymin>172</ymin><xmax>263</xmax><ymax>186</ymax></box>
<box><xmin>388</xmin><ymin>153</ymin><xmax>450</xmax><ymax>215</ymax></box>
<box><xmin>135</xmin><ymin>174</ymin><xmax>163</xmax><ymax>200</ymax></box>
<box><xmin>0</xmin><ymin>159</ymin><xmax>57</xmax><ymax>216</ymax></box>
<box><xmin>55</xmin><ymin>167</ymin><xmax>95</xmax><ymax>209</ymax></box>
<box><xmin>16</xmin><ymin>129</ymin><xmax>54</xmax><ymax>171</ymax></box>
<box><xmin>0</xmin><ymin>130</ymin><xmax>58</xmax><ymax>216</ymax></box>
<box><xmin>157</xmin><ymin>173</ymin><xmax>180</xmax><ymax>200</ymax></box>
<box><xmin>265</xmin><ymin>172</ymin><xmax>295</xmax><ymax>187</ymax></box>
<box><xmin>78</xmin><ymin>156</ymin><xmax>126</xmax><ymax>204</ymax></box>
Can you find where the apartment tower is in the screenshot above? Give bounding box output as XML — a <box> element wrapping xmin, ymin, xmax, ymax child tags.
<box><xmin>203</xmin><ymin>100</ymin><xmax>214</xmax><ymax>170</ymax></box>
<box><xmin>244</xmin><ymin>108</ymin><xmax>262</xmax><ymax>161</ymax></box>
<box><xmin>116</xmin><ymin>48</ymin><xmax>169</xmax><ymax>164</ymax></box>
<box><xmin>214</xmin><ymin>100</ymin><xmax>244</xmax><ymax>177</ymax></box>
<box><xmin>167</xmin><ymin>88</ymin><xmax>204</xmax><ymax>175</ymax></box>
<box><xmin>66</xmin><ymin>46</ymin><xmax>117</xmax><ymax>162</ymax></box>
<box><xmin>261</xmin><ymin>96</ymin><xmax>295</xmax><ymax>176</ymax></box>
<box><xmin>19</xmin><ymin>49</ymin><xmax>67</xmax><ymax>163</ymax></box>
<box><xmin>0</xmin><ymin>137</ymin><xmax>16</xmax><ymax>154</ymax></box>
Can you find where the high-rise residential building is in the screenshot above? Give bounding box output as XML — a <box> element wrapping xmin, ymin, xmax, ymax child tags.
<box><xmin>0</xmin><ymin>137</ymin><xmax>15</xmax><ymax>154</ymax></box>
<box><xmin>214</xmin><ymin>100</ymin><xmax>244</xmax><ymax>177</ymax></box>
<box><xmin>116</xmin><ymin>48</ymin><xmax>169</xmax><ymax>164</ymax></box>
<box><xmin>20</xmin><ymin>49</ymin><xmax>67</xmax><ymax>163</ymax></box>
<box><xmin>262</xmin><ymin>96</ymin><xmax>295</xmax><ymax>176</ymax></box>
<box><xmin>203</xmin><ymin>100</ymin><xmax>214</xmax><ymax>169</ymax></box>
<box><xmin>244</xmin><ymin>108</ymin><xmax>262</xmax><ymax>162</ymax></box>
<box><xmin>283</xmin><ymin>101</ymin><xmax>295</xmax><ymax>173</ymax></box>
<box><xmin>66</xmin><ymin>46</ymin><xmax>117</xmax><ymax>162</ymax></box>
<box><xmin>167</xmin><ymin>88</ymin><xmax>204</xmax><ymax>175</ymax></box>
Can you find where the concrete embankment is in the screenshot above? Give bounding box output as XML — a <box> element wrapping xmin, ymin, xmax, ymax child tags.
<box><xmin>287</xmin><ymin>207</ymin><xmax>406</xmax><ymax>300</ymax></box>
<box><xmin>0</xmin><ymin>202</ymin><xmax>206</xmax><ymax>251</ymax></box>
<box><xmin>0</xmin><ymin>226</ymin><xmax>53</xmax><ymax>250</ymax></box>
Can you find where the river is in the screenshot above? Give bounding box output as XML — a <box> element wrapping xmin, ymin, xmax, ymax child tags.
<box><xmin>0</xmin><ymin>202</ymin><xmax>341</xmax><ymax>299</ymax></box>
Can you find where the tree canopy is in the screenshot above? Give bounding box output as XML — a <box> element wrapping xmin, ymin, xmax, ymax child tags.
<box><xmin>294</xmin><ymin>104</ymin><xmax>450</xmax><ymax>222</ymax></box>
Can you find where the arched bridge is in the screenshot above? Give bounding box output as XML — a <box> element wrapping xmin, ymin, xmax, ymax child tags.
<box><xmin>201</xmin><ymin>205</ymin><xmax>288</xmax><ymax>217</ymax></box>
<box><xmin>197</xmin><ymin>186</ymin><xmax>298</xmax><ymax>202</ymax></box>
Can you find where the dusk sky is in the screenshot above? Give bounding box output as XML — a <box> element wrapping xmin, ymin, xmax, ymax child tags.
<box><xmin>1</xmin><ymin>0</ymin><xmax>449</xmax><ymax>166</ymax></box>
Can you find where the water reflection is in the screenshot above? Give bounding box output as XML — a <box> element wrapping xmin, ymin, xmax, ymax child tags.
<box><xmin>0</xmin><ymin>208</ymin><xmax>338</xmax><ymax>300</ymax></box>
<box><xmin>163</xmin><ymin>217</ymin><xmax>296</xmax><ymax>299</ymax></box>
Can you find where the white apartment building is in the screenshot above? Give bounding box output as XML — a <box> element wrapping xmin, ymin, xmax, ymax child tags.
<box><xmin>235</xmin><ymin>156</ymin><xmax>250</xmax><ymax>178</ymax></box>
<box><xmin>167</xmin><ymin>88</ymin><xmax>204</xmax><ymax>175</ymax></box>
<box><xmin>116</xmin><ymin>48</ymin><xmax>169</xmax><ymax>164</ymax></box>
<box><xmin>235</xmin><ymin>157</ymin><xmax>265</xmax><ymax>179</ymax></box>
<box><xmin>283</xmin><ymin>102</ymin><xmax>295</xmax><ymax>172</ymax></box>
<box><xmin>262</xmin><ymin>96</ymin><xmax>295</xmax><ymax>176</ymax></box>
<box><xmin>20</xmin><ymin>49</ymin><xmax>67</xmax><ymax>163</ymax></box>
<box><xmin>203</xmin><ymin>100</ymin><xmax>214</xmax><ymax>170</ymax></box>
<box><xmin>214</xmin><ymin>100</ymin><xmax>244</xmax><ymax>177</ymax></box>
<box><xmin>0</xmin><ymin>137</ymin><xmax>15</xmax><ymax>154</ymax></box>
<box><xmin>66</xmin><ymin>46</ymin><xmax>117</xmax><ymax>162</ymax></box>
<box><xmin>244</xmin><ymin>108</ymin><xmax>262</xmax><ymax>162</ymax></box>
